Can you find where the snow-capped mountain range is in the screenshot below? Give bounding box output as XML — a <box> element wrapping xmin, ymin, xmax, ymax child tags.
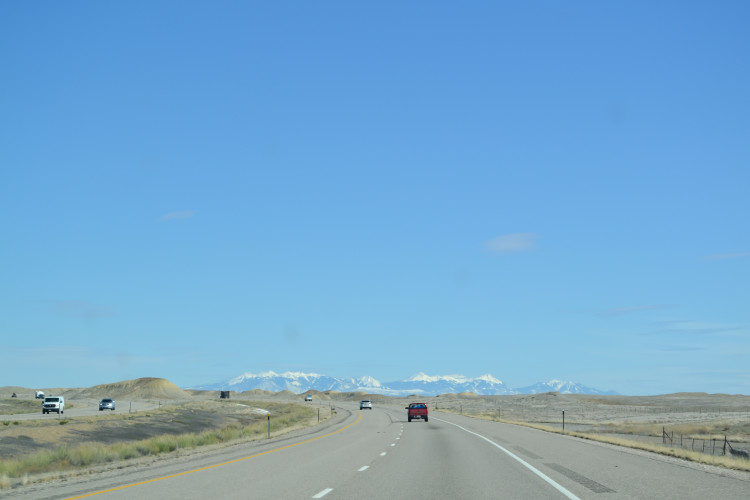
<box><xmin>191</xmin><ymin>371</ymin><xmax>617</xmax><ymax>396</ymax></box>
<box><xmin>515</xmin><ymin>380</ymin><xmax>611</xmax><ymax>395</ymax></box>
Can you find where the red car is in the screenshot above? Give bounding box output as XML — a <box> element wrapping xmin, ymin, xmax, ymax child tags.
<box><xmin>406</xmin><ymin>402</ymin><xmax>428</xmax><ymax>422</ymax></box>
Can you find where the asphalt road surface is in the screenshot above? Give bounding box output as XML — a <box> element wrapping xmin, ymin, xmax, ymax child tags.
<box><xmin>6</xmin><ymin>402</ymin><xmax>749</xmax><ymax>499</ymax></box>
<box><xmin>0</xmin><ymin>400</ymin><xmax>160</xmax><ymax>422</ymax></box>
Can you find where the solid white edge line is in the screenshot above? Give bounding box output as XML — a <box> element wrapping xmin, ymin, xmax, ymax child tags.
<box><xmin>312</xmin><ymin>487</ymin><xmax>333</xmax><ymax>498</ymax></box>
<box><xmin>434</xmin><ymin>418</ymin><xmax>581</xmax><ymax>500</ymax></box>
<box><xmin>358</xmin><ymin>465</ymin><xmax>369</xmax><ymax>471</ymax></box>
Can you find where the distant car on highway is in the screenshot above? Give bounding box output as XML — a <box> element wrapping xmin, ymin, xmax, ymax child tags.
<box><xmin>99</xmin><ymin>398</ymin><xmax>116</xmax><ymax>411</ymax></box>
<box><xmin>406</xmin><ymin>402</ymin><xmax>428</xmax><ymax>422</ymax></box>
<box><xmin>305</xmin><ymin>394</ymin><xmax>312</xmax><ymax>401</ymax></box>
<box><xmin>360</xmin><ymin>400</ymin><xmax>372</xmax><ymax>410</ymax></box>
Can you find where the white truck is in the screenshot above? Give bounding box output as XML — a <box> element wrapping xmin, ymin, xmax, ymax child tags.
<box><xmin>35</xmin><ymin>391</ymin><xmax>45</xmax><ymax>399</ymax></box>
<box><xmin>42</xmin><ymin>396</ymin><xmax>65</xmax><ymax>414</ymax></box>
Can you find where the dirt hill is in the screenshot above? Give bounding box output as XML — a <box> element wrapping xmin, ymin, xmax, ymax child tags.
<box><xmin>74</xmin><ymin>378</ymin><xmax>191</xmax><ymax>400</ymax></box>
<box><xmin>241</xmin><ymin>389</ymin><xmax>275</xmax><ymax>396</ymax></box>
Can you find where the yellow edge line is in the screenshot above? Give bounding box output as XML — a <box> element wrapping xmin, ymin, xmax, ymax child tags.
<box><xmin>66</xmin><ymin>411</ymin><xmax>363</xmax><ymax>499</ymax></box>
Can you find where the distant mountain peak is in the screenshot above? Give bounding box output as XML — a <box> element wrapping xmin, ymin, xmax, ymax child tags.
<box><xmin>476</xmin><ymin>374</ymin><xmax>503</xmax><ymax>384</ymax></box>
<box><xmin>356</xmin><ymin>375</ymin><xmax>382</xmax><ymax>387</ymax></box>
<box><xmin>404</xmin><ymin>372</ymin><xmax>432</xmax><ymax>382</ymax></box>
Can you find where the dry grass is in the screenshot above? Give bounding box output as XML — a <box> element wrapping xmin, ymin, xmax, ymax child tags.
<box><xmin>590</xmin><ymin>420</ymin><xmax>750</xmax><ymax>441</ymax></box>
<box><xmin>440</xmin><ymin>408</ymin><xmax>750</xmax><ymax>473</ymax></box>
<box><xmin>570</xmin><ymin>430</ymin><xmax>750</xmax><ymax>472</ymax></box>
<box><xmin>0</xmin><ymin>399</ymin><xmax>44</xmax><ymax>415</ymax></box>
<box><xmin>0</xmin><ymin>401</ymin><xmax>320</xmax><ymax>487</ymax></box>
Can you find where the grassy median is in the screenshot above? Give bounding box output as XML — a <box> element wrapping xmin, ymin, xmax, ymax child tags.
<box><xmin>0</xmin><ymin>400</ymin><xmax>322</xmax><ymax>488</ymax></box>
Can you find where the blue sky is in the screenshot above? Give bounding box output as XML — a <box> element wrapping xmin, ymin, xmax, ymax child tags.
<box><xmin>2</xmin><ymin>2</ymin><xmax>748</xmax><ymax>395</ymax></box>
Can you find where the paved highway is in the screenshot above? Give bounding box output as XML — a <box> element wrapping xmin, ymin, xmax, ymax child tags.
<box><xmin>0</xmin><ymin>400</ymin><xmax>161</xmax><ymax>422</ymax></box>
<box><xmin>6</xmin><ymin>402</ymin><xmax>749</xmax><ymax>499</ymax></box>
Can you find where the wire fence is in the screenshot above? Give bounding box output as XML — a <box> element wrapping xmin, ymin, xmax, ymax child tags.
<box><xmin>433</xmin><ymin>402</ymin><xmax>750</xmax><ymax>462</ymax></box>
<box><xmin>661</xmin><ymin>427</ymin><xmax>750</xmax><ymax>459</ymax></box>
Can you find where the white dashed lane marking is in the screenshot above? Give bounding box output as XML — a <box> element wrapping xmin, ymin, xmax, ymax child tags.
<box><xmin>312</xmin><ymin>488</ymin><xmax>333</xmax><ymax>498</ymax></box>
<box><xmin>380</xmin><ymin>452</ymin><xmax>387</xmax><ymax>456</ymax></box>
<box><xmin>358</xmin><ymin>466</ymin><xmax>369</xmax><ymax>471</ymax></box>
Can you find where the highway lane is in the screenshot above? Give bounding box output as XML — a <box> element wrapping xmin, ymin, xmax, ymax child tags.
<box><xmin>330</xmin><ymin>408</ymin><xmax>571</xmax><ymax>500</ymax></box>
<box><xmin>6</xmin><ymin>402</ymin><xmax>750</xmax><ymax>499</ymax></box>
<box><xmin>7</xmin><ymin>404</ymin><xmax>371</xmax><ymax>500</ymax></box>
<box><xmin>11</xmin><ymin>404</ymin><xmax>562</xmax><ymax>499</ymax></box>
<box><xmin>429</xmin><ymin>411</ymin><xmax>750</xmax><ymax>499</ymax></box>
<box><xmin>60</xmin><ymin>405</ymin><xmax>393</xmax><ymax>500</ymax></box>
<box><xmin>0</xmin><ymin>400</ymin><xmax>161</xmax><ymax>422</ymax></box>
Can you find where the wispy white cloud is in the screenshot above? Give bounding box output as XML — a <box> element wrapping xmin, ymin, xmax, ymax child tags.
<box><xmin>702</xmin><ymin>252</ymin><xmax>750</xmax><ymax>260</ymax></box>
<box><xmin>485</xmin><ymin>233</ymin><xmax>537</xmax><ymax>254</ymax></box>
<box><xmin>160</xmin><ymin>210</ymin><xmax>195</xmax><ymax>221</ymax></box>
<box><xmin>601</xmin><ymin>304</ymin><xmax>670</xmax><ymax>317</ymax></box>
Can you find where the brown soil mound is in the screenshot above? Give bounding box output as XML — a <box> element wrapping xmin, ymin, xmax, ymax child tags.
<box><xmin>241</xmin><ymin>389</ymin><xmax>274</xmax><ymax>396</ymax></box>
<box><xmin>1</xmin><ymin>386</ymin><xmax>32</xmax><ymax>397</ymax></box>
<box><xmin>184</xmin><ymin>389</ymin><xmax>215</xmax><ymax>397</ymax></box>
<box><xmin>75</xmin><ymin>378</ymin><xmax>191</xmax><ymax>400</ymax></box>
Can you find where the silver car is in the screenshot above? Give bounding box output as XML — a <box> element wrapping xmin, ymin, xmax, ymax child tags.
<box><xmin>99</xmin><ymin>398</ymin><xmax>116</xmax><ymax>411</ymax></box>
<box><xmin>360</xmin><ymin>400</ymin><xmax>372</xmax><ymax>410</ymax></box>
